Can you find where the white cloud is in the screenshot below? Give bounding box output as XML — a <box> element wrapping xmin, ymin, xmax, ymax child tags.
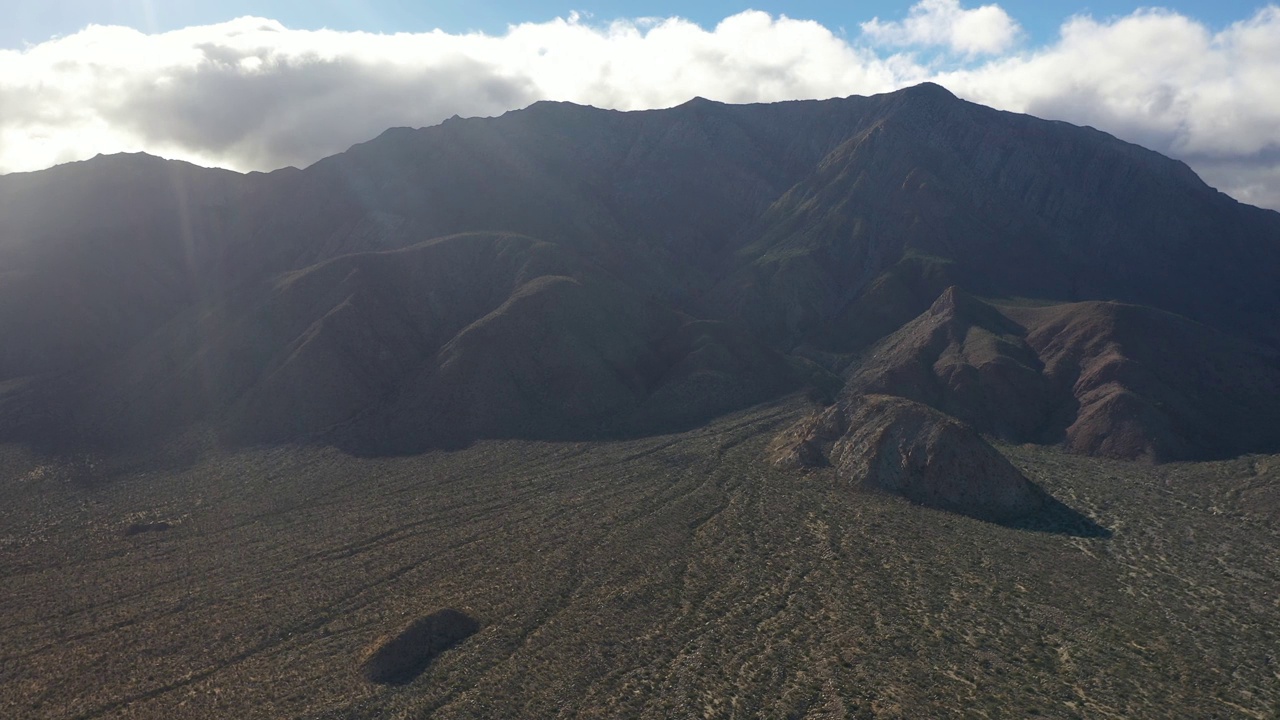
<box><xmin>937</xmin><ymin>7</ymin><xmax>1280</xmax><ymax>208</ymax></box>
<box><xmin>1</xmin><ymin>6</ymin><xmax>1279</xmax><ymax>210</ymax></box>
<box><xmin>0</xmin><ymin>13</ymin><xmax>899</xmax><ymax>174</ymax></box>
<box><xmin>861</xmin><ymin>0</ymin><xmax>1021</xmax><ymax>55</ymax></box>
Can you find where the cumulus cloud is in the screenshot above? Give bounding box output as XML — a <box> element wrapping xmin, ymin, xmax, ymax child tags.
<box><xmin>0</xmin><ymin>12</ymin><xmax>898</xmax><ymax>173</ymax></box>
<box><xmin>861</xmin><ymin>0</ymin><xmax>1021</xmax><ymax>55</ymax></box>
<box><xmin>1</xmin><ymin>4</ymin><xmax>1279</xmax><ymax>210</ymax></box>
<box><xmin>937</xmin><ymin>7</ymin><xmax>1280</xmax><ymax>208</ymax></box>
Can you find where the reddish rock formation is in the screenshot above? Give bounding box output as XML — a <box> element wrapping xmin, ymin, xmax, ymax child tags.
<box><xmin>847</xmin><ymin>287</ymin><xmax>1280</xmax><ymax>462</ymax></box>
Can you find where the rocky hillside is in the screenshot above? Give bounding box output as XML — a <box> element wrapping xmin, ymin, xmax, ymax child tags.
<box><xmin>849</xmin><ymin>287</ymin><xmax>1280</xmax><ymax>461</ymax></box>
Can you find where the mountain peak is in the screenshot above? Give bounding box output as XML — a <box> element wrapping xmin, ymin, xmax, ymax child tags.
<box><xmin>925</xmin><ymin>286</ymin><xmax>1014</xmax><ymax>332</ymax></box>
<box><xmin>901</xmin><ymin>81</ymin><xmax>957</xmax><ymax>101</ymax></box>
<box><xmin>88</xmin><ymin>151</ymin><xmax>166</xmax><ymax>166</ymax></box>
<box><xmin>522</xmin><ymin>99</ymin><xmax>594</xmax><ymax>112</ymax></box>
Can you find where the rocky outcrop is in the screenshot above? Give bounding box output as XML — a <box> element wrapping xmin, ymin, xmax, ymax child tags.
<box><xmin>771</xmin><ymin>394</ymin><xmax>1046</xmax><ymax>522</ymax></box>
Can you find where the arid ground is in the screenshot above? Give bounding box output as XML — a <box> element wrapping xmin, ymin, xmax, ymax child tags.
<box><xmin>2</xmin><ymin>397</ymin><xmax>1277</xmax><ymax>719</ymax></box>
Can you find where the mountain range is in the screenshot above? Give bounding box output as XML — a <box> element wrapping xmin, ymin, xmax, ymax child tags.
<box><xmin>1</xmin><ymin>82</ymin><xmax>1278</xmax><ymax>463</ymax></box>
<box><xmin>6</xmin><ymin>82</ymin><xmax>1280</xmax><ymax>720</ymax></box>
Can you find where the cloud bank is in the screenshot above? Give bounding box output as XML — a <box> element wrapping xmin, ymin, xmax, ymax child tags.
<box><xmin>861</xmin><ymin>0</ymin><xmax>1021</xmax><ymax>55</ymax></box>
<box><xmin>2</xmin><ymin>2</ymin><xmax>1278</xmax><ymax>209</ymax></box>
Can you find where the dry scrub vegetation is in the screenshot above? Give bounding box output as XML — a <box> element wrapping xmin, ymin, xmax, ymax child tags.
<box><xmin>0</xmin><ymin>397</ymin><xmax>1277</xmax><ymax>718</ymax></box>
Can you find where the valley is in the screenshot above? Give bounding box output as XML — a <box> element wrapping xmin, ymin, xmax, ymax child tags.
<box><xmin>2</xmin><ymin>399</ymin><xmax>1276</xmax><ymax>719</ymax></box>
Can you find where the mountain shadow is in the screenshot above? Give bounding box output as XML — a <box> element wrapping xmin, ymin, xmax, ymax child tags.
<box><xmin>1004</xmin><ymin>495</ymin><xmax>1113</xmax><ymax>538</ymax></box>
<box><xmin>7</xmin><ymin>232</ymin><xmax>797</xmax><ymax>457</ymax></box>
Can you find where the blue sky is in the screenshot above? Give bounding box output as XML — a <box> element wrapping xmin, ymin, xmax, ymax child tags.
<box><xmin>4</xmin><ymin>1</ymin><xmax>1271</xmax><ymax>48</ymax></box>
<box><xmin>2</xmin><ymin>1</ymin><xmax>1278</xmax><ymax>209</ymax></box>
